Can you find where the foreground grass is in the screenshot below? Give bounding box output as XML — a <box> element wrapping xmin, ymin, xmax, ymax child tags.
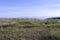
<box><xmin>0</xmin><ymin>27</ymin><xmax>60</xmax><ymax>40</ymax></box>
<box><xmin>0</xmin><ymin>18</ymin><xmax>60</xmax><ymax>40</ymax></box>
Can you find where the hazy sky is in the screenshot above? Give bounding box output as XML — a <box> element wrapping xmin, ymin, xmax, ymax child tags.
<box><xmin>0</xmin><ymin>0</ymin><xmax>60</xmax><ymax>18</ymax></box>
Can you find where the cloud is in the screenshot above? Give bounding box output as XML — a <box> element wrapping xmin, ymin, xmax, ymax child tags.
<box><xmin>44</xmin><ymin>4</ymin><xmax>60</xmax><ymax>7</ymax></box>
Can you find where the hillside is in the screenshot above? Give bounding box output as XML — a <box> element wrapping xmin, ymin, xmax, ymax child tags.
<box><xmin>0</xmin><ymin>18</ymin><xmax>60</xmax><ymax>40</ymax></box>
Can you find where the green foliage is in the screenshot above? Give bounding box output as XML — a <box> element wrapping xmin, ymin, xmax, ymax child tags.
<box><xmin>0</xmin><ymin>18</ymin><xmax>60</xmax><ymax>40</ymax></box>
<box><xmin>0</xmin><ymin>18</ymin><xmax>44</xmax><ymax>28</ymax></box>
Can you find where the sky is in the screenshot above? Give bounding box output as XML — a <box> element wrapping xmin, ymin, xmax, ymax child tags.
<box><xmin>0</xmin><ymin>0</ymin><xmax>60</xmax><ymax>18</ymax></box>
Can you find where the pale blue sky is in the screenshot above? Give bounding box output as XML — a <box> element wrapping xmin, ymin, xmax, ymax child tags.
<box><xmin>0</xmin><ymin>0</ymin><xmax>60</xmax><ymax>18</ymax></box>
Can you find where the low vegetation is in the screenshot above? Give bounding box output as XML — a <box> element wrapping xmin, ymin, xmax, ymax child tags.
<box><xmin>0</xmin><ymin>18</ymin><xmax>60</xmax><ymax>40</ymax></box>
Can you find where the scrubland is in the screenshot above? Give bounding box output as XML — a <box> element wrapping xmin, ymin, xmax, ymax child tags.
<box><xmin>0</xmin><ymin>18</ymin><xmax>60</xmax><ymax>40</ymax></box>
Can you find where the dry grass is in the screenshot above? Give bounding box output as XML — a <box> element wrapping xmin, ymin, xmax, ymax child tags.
<box><xmin>0</xmin><ymin>18</ymin><xmax>59</xmax><ymax>40</ymax></box>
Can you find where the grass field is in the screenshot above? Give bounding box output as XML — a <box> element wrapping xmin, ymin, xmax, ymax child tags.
<box><xmin>0</xmin><ymin>18</ymin><xmax>60</xmax><ymax>40</ymax></box>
